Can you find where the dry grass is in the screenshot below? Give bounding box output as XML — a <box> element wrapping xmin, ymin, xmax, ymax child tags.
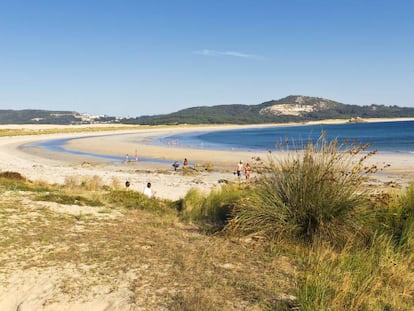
<box><xmin>0</xmin><ymin>181</ymin><xmax>297</xmax><ymax>310</ymax></box>
<box><xmin>1</xmin><ymin>170</ymin><xmax>413</xmax><ymax>310</ymax></box>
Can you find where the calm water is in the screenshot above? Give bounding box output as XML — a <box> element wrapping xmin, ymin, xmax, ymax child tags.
<box><xmin>157</xmin><ymin>121</ymin><xmax>414</xmax><ymax>154</ymax></box>
<box><xmin>24</xmin><ymin>121</ymin><xmax>414</xmax><ymax>163</ymax></box>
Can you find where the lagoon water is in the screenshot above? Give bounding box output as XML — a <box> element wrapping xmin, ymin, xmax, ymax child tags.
<box><xmin>157</xmin><ymin>120</ymin><xmax>414</xmax><ymax>154</ymax></box>
<box><xmin>25</xmin><ymin>120</ymin><xmax>414</xmax><ymax>164</ymax></box>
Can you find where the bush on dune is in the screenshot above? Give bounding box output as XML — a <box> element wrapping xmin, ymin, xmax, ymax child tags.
<box><xmin>373</xmin><ymin>182</ymin><xmax>414</xmax><ymax>252</ymax></box>
<box><xmin>0</xmin><ymin>171</ymin><xmax>50</xmax><ymax>192</ymax></box>
<box><xmin>226</xmin><ymin>136</ymin><xmax>376</xmax><ymax>246</ymax></box>
<box><xmin>180</xmin><ymin>184</ymin><xmax>247</xmax><ymax>231</ymax></box>
<box><xmin>105</xmin><ymin>189</ymin><xmax>174</xmax><ymax>214</ymax></box>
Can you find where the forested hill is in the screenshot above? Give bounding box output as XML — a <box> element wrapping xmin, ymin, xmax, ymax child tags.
<box><xmin>2</xmin><ymin>95</ymin><xmax>414</xmax><ymax>125</ymax></box>
<box><xmin>0</xmin><ymin>110</ymin><xmax>82</xmax><ymax>124</ymax></box>
<box><xmin>0</xmin><ymin>109</ymin><xmax>115</xmax><ymax>124</ymax></box>
<box><xmin>121</xmin><ymin>95</ymin><xmax>414</xmax><ymax>125</ymax></box>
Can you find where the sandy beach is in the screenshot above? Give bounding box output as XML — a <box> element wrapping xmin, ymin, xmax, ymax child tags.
<box><xmin>1</xmin><ymin>120</ymin><xmax>414</xmax><ymax>200</ymax></box>
<box><xmin>0</xmin><ymin>125</ymin><xmax>270</xmax><ymax>200</ymax></box>
<box><xmin>1</xmin><ymin>121</ymin><xmax>414</xmax><ymax>310</ymax></box>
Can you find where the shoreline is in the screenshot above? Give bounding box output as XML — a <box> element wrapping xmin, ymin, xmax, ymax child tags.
<box><xmin>0</xmin><ymin>119</ymin><xmax>413</xmax><ymax>200</ymax></box>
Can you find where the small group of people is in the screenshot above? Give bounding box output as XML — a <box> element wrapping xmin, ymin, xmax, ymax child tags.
<box><xmin>124</xmin><ymin>150</ymin><xmax>139</xmax><ymax>163</ymax></box>
<box><xmin>172</xmin><ymin>157</ymin><xmax>189</xmax><ymax>171</ymax></box>
<box><xmin>234</xmin><ymin>160</ymin><xmax>251</xmax><ymax>183</ymax></box>
<box><xmin>125</xmin><ymin>180</ymin><xmax>156</xmax><ymax>198</ymax></box>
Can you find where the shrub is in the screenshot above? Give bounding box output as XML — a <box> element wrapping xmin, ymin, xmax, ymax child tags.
<box><xmin>0</xmin><ymin>171</ymin><xmax>26</xmax><ymax>181</ymax></box>
<box><xmin>110</xmin><ymin>177</ymin><xmax>122</xmax><ymax>190</ymax></box>
<box><xmin>227</xmin><ymin>136</ymin><xmax>374</xmax><ymax>246</ymax></box>
<box><xmin>181</xmin><ymin>185</ymin><xmax>247</xmax><ymax>231</ymax></box>
<box><xmin>64</xmin><ymin>175</ymin><xmax>80</xmax><ymax>189</ymax></box>
<box><xmin>81</xmin><ymin>175</ymin><xmax>104</xmax><ymax>191</ymax></box>
<box><xmin>0</xmin><ymin>171</ymin><xmax>50</xmax><ymax>192</ymax></box>
<box><xmin>374</xmin><ymin>183</ymin><xmax>414</xmax><ymax>252</ymax></box>
<box><xmin>181</xmin><ymin>188</ymin><xmax>206</xmax><ymax>221</ymax></box>
<box><xmin>391</xmin><ymin>183</ymin><xmax>414</xmax><ymax>252</ymax></box>
<box><xmin>105</xmin><ymin>190</ymin><xmax>173</xmax><ymax>214</ymax></box>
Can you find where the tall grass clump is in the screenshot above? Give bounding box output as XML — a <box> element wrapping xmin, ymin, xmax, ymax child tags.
<box><xmin>81</xmin><ymin>175</ymin><xmax>104</xmax><ymax>191</ymax></box>
<box><xmin>297</xmin><ymin>235</ymin><xmax>414</xmax><ymax>310</ymax></box>
<box><xmin>0</xmin><ymin>171</ymin><xmax>51</xmax><ymax>192</ymax></box>
<box><xmin>105</xmin><ymin>190</ymin><xmax>173</xmax><ymax>214</ymax></box>
<box><xmin>63</xmin><ymin>175</ymin><xmax>104</xmax><ymax>191</ymax></box>
<box><xmin>227</xmin><ymin>135</ymin><xmax>376</xmax><ymax>246</ymax></box>
<box><xmin>181</xmin><ymin>184</ymin><xmax>247</xmax><ymax>231</ymax></box>
<box><xmin>374</xmin><ymin>182</ymin><xmax>414</xmax><ymax>252</ymax></box>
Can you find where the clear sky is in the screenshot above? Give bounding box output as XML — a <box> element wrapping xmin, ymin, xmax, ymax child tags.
<box><xmin>0</xmin><ymin>0</ymin><xmax>413</xmax><ymax>117</ymax></box>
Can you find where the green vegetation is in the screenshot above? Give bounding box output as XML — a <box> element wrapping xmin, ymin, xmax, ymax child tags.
<box><xmin>105</xmin><ymin>189</ymin><xmax>175</xmax><ymax>215</ymax></box>
<box><xmin>1</xmin><ymin>134</ymin><xmax>413</xmax><ymax>309</ymax></box>
<box><xmin>0</xmin><ymin>171</ymin><xmax>51</xmax><ymax>192</ymax></box>
<box><xmin>122</xmin><ymin>95</ymin><xmax>414</xmax><ymax>125</ymax></box>
<box><xmin>3</xmin><ymin>95</ymin><xmax>413</xmax><ymax>125</ymax></box>
<box><xmin>0</xmin><ymin>109</ymin><xmax>116</xmax><ymax>124</ymax></box>
<box><xmin>179</xmin><ymin>184</ymin><xmax>247</xmax><ymax>232</ymax></box>
<box><xmin>178</xmin><ymin>136</ymin><xmax>414</xmax><ymax>309</ymax></box>
<box><xmin>227</xmin><ymin>137</ymin><xmax>374</xmax><ymax>247</ymax></box>
<box><xmin>0</xmin><ymin>109</ymin><xmax>80</xmax><ymax>124</ymax></box>
<box><xmin>35</xmin><ymin>192</ymin><xmax>104</xmax><ymax>206</ymax></box>
<box><xmin>373</xmin><ymin>182</ymin><xmax>414</xmax><ymax>251</ymax></box>
<box><xmin>297</xmin><ymin>235</ymin><xmax>414</xmax><ymax>311</ymax></box>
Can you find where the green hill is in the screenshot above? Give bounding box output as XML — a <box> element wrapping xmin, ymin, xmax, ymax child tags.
<box><xmin>0</xmin><ymin>109</ymin><xmax>81</xmax><ymax>124</ymax></box>
<box><xmin>121</xmin><ymin>95</ymin><xmax>414</xmax><ymax>125</ymax></box>
<box><xmin>2</xmin><ymin>95</ymin><xmax>414</xmax><ymax>125</ymax></box>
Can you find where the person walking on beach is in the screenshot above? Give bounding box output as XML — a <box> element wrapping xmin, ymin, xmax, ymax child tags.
<box><xmin>244</xmin><ymin>162</ymin><xmax>251</xmax><ymax>183</ymax></box>
<box><xmin>183</xmin><ymin>158</ymin><xmax>188</xmax><ymax>168</ymax></box>
<box><xmin>143</xmin><ymin>182</ymin><xmax>156</xmax><ymax>198</ymax></box>
<box><xmin>235</xmin><ymin>160</ymin><xmax>244</xmax><ymax>181</ymax></box>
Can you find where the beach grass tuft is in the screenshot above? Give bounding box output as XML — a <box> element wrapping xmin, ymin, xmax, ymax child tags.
<box><xmin>226</xmin><ymin>136</ymin><xmax>373</xmax><ymax>247</ymax></box>
<box><xmin>0</xmin><ymin>171</ymin><xmax>51</xmax><ymax>192</ymax></box>
<box><xmin>371</xmin><ymin>182</ymin><xmax>414</xmax><ymax>252</ymax></box>
<box><xmin>297</xmin><ymin>235</ymin><xmax>414</xmax><ymax>310</ymax></box>
<box><xmin>180</xmin><ymin>184</ymin><xmax>247</xmax><ymax>232</ymax></box>
<box><xmin>104</xmin><ymin>189</ymin><xmax>174</xmax><ymax>214</ymax></box>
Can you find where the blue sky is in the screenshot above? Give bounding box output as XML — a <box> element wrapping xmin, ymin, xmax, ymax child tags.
<box><xmin>0</xmin><ymin>0</ymin><xmax>413</xmax><ymax>117</ymax></box>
